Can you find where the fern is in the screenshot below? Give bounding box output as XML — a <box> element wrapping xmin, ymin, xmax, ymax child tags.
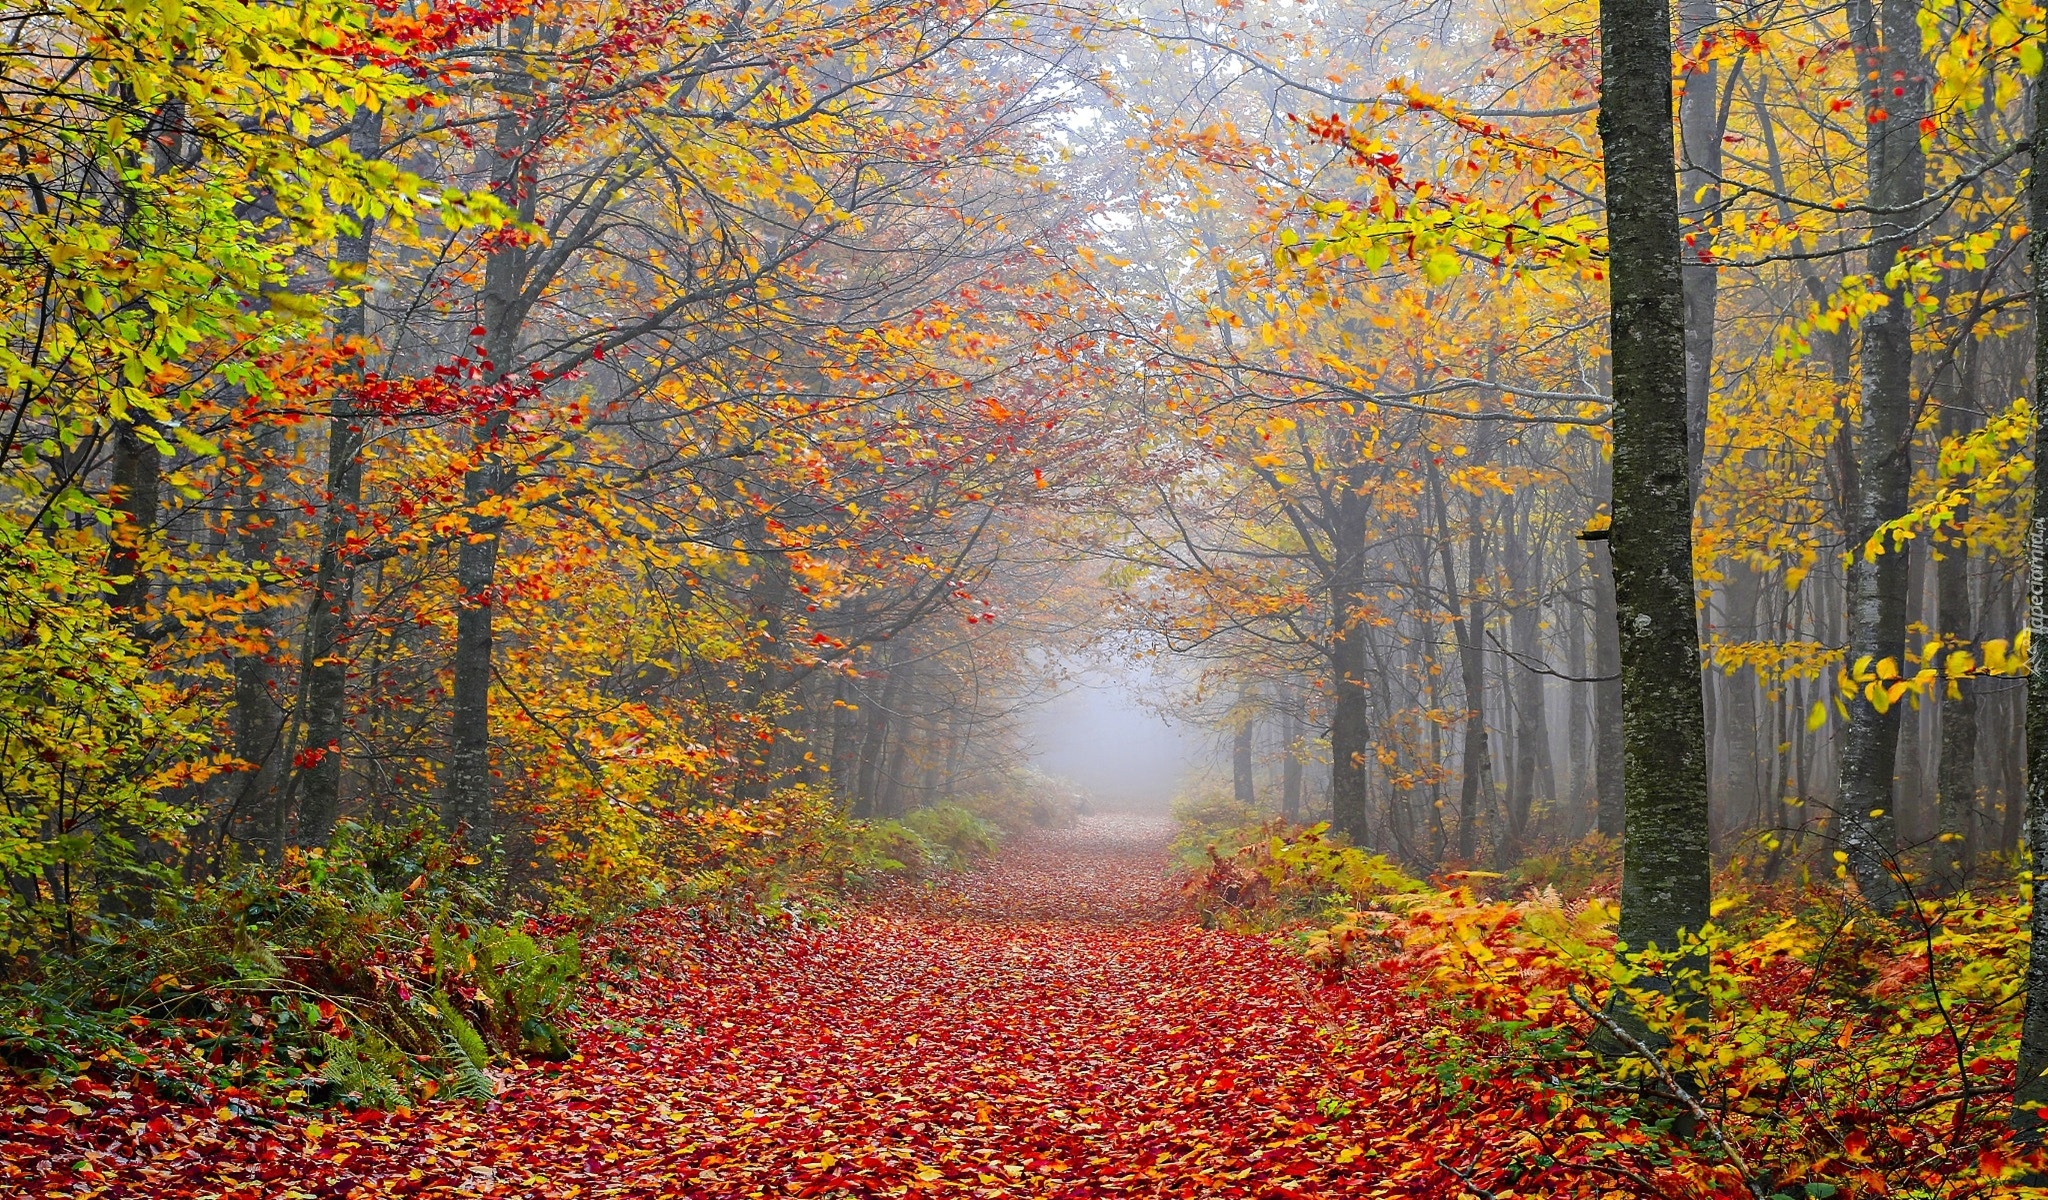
<box><xmin>428</xmin><ymin>991</ymin><xmax>496</xmax><ymax>1101</ymax></box>
<box><xmin>315</xmin><ymin>1030</ymin><xmax>409</xmax><ymax>1108</ymax></box>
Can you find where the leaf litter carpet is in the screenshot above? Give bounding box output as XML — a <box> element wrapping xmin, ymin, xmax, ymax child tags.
<box><xmin>4</xmin><ymin>817</ymin><xmax>1686</xmax><ymax>1198</ymax></box>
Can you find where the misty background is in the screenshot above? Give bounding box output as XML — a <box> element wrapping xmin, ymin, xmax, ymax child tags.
<box><xmin>1022</xmin><ymin>651</ymin><xmax>1222</xmax><ymax>812</ymax></box>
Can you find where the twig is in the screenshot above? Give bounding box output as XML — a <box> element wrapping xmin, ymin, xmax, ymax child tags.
<box><xmin>1441</xmin><ymin>1158</ymin><xmax>1503</xmax><ymax>1200</ymax></box>
<box><xmin>1567</xmin><ymin>986</ymin><xmax>1766</xmax><ymax>1200</ymax></box>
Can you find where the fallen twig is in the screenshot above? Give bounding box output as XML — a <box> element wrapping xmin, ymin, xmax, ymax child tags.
<box><xmin>1566</xmin><ymin>986</ymin><xmax>1765</xmax><ymax>1200</ymax></box>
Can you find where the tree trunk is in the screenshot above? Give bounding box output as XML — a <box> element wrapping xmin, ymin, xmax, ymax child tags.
<box><xmin>1449</xmin><ymin>513</ymin><xmax>1491</xmax><ymax>861</ymax></box>
<box><xmin>1328</xmin><ymin>479</ymin><xmax>1372</xmax><ymax>845</ymax></box>
<box><xmin>1599</xmin><ymin>0</ymin><xmax>1712</xmax><ymax>981</ymax></box>
<box><xmin>1934</xmin><ymin>510</ymin><xmax>1978</xmax><ymax>893</ymax></box>
<box><xmin>879</xmin><ymin>664</ymin><xmax>918</xmax><ymax>819</ymax></box>
<box><xmin>1591</xmin><ymin>538</ymin><xmax>1626</xmax><ymax>839</ymax></box>
<box><xmin>1567</xmin><ymin>560</ymin><xmax>1595</xmax><ymax>835</ymax></box>
<box><xmin>1837</xmin><ymin>0</ymin><xmax>1925</xmax><ymax>912</ymax></box>
<box><xmin>1717</xmin><ymin>565</ymin><xmax>1766</xmax><ymax>847</ymax></box>
<box><xmin>1425</xmin><ymin>462</ymin><xmax>1490</xmax><ymax>860</ymax></box>
<box><xmin>854</xmin><ymin>651</ymin><xmax>902</xmax><ymax>820</ymax></box>
<box><xmin>1232</xmin><ymin>688</ymin><xmax>1257</xmax><ymax>809</ymax></box>
<box><xmin>230</xmin><ymin>429</ymin><xmax>284</xmax><ymax>855</ymax></box>
<box><xmin>2009</xmin><ymin>67</ymin><xmax>2048</xmax><ymax>1144</ymax></box>
<box><xmin>445</xmin><ymin>43</ymin><xmax>536</xmax><ymax>848</ymax></box>
<box><xmin>1281</xmin><ymin>704</ymin><xmax>1303</xmax><ymax>822</ymax></box>
<box><xmin>294</xmin><ymin>105</ymin><xmax>383</xmax><ymax>847</ymax></box>
<box><xmin>1503</xmin><ymin>497</ymin><xmax>1548</xmax><ymax>861</ymax></box>
<box><xmin>105</xmin><ymin>420</ymin><xmax>161</xmax><ymax>614</ymax></box>
<box><xmin>1677</xmin><ymin>0</ymin><xmax>1719</xmax><ymax>497</ymax></box>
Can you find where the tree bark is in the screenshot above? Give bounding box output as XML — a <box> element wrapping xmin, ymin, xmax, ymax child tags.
<box><xmin>1232</xmin><ymin>688</ymin><xmax>1257</xmax><ymax>809</ymax></box>
<box><xmin>104</xmin><ymin>420</ymin><xmax>161</xmax><ymax>614</ymax></box>
<box><xmin>2009</xmin><ymin>67</ymin><xmax>2048</xmax><ymax>1145</ymax></box>
<box><xmin>294</xmin><ymin>105</ymin><xmax>383</xmax><ymax>847</ymax></box>
<box><xmin>854</xmin><ymin>650</ymin><xmax>902</xmax><ymax>820</ymax></box>
<box><xmin>1281</xmin><ymin>704</ymin><xmax>1303</xmax><ymax>822</ymax></box>
<box><xmin>230</xmin><ymin>429</ymin><xmax>284</xmax><ymax>855</ymax></box>
<box><xmin>1441</xmin><ymin>489</ymin><xmax>1491</xmax><ymax>862</ymax></box>
<box><xmin>1932</xmin><ymin>325</ymin><xmax>1984</xmax><ymax>894</ymax></box>
<box><xmin>1599</xmin><ymin>0</ymin><xmax>1712</xmax><ymax>977</ymax></box>
<box><xmin>1836</xmin><ymin>0</ymin><xmax>1924</xmax><ymax>912</ymax></box>
<box><xmin>1934</xmin><ymin>511</ymin><xmax>1978</xmax><ymax>893</ymax></box>
<box><xmin>1567</xmin><ymin>556</ymin><xmax>1595</xmax><ymax>834</ymax></box>
<box><xmin>1328</xmin><ymin>478</ymin><xmax>1372</xmax><ymax>845</ymax></box>
<box><xmin>1591</xmin><ymin>538</ymin><xmax>1626</xmax><ymax>839</ymax></box>
<box><xmin>1676</xmin><ymin>0</ymin><xmax>1720</xmax><ymax>494</ymax></box>
<box><xmin>445</xmin><ymin>35</ymin><xmax>537</xmax><ymax>848</ymax></box>
<box><xmin>879</xmin><ymin>660</ymin><xmax>918</xmax><ymax>819</ymax></box>
<box><xmin>1503</xmin><ymin>496</ymin><xmax>1550</xmax><ymax>861</ymax></box>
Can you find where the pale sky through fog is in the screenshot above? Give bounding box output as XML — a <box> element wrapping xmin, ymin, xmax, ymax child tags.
<box><xmin>1023</xmin><ymin>652</ymin><xmax>1214</xmax><ymax>811</ymax></box>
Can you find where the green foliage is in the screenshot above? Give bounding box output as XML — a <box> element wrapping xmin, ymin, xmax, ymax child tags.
<box><xmin>1165</xmin><ymin>789</ymin><xmax>1272</xmax><ymax>872</ymax></box>
<box><xmin>947</xmin><ymin>766</ymin><xmax>1081</xmax><ymax>835</ymax></box>
<box><xmin>1179</xmin><ymin>809</ymin><xmax>1427</xmax><ymax>932</ymax></box>
<box><xmin>312</xmin><ymin>1029</ymin><xmax>411</xmax><ymax>1110</ymax></box>
<box><xmin>0</xmin><ymin>526</ymin><xmax>208</xmax><ymax>959</ymax></box>
<box><xmin>833</xmin><ymin>805</ymin><xmax>1000</xmax><ymax>887</ymax></box>
<box><xmin>0</xmin><ymin>811</ymin><xmax>578</xmax><ymax>1107</ymax></box>
<box><xmin>901</xmin><ymin>805</ymin><xmax>1000</xmax><ymax>864</ymax></box>
<box><xmin>654</xmin><ymin>789</ymin><xmax>1004</xmax><ymax>922</ymax></box>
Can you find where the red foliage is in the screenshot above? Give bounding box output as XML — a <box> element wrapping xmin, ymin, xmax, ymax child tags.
<box><xmin>2</xmin><ymin>820</ymin><xmax>1733</xmax><ymax>1197</ymax></box>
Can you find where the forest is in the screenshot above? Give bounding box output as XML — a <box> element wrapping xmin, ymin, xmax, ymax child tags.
<box><xmin>2</xmin><ymin>0</ymin><xmax>2048</xmax><ymax>1193</ymax></box>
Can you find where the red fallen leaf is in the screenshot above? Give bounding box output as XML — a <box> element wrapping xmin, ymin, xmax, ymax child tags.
<box><xmin>0</xmin><ymin>816</ymin><xmax>1918</xmax><ymax>1200</ymax></box>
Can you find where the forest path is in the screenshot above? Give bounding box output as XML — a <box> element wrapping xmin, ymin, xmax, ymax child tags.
<box><xmin>494</xmin><ymin>814</ymin><xmax>1398</xmax><ymax>1197</ymax></box>
<box><xmin>6</xmin><ymin>817</ymin><xmax>1611</xmax><ymax>1199</ymax></box>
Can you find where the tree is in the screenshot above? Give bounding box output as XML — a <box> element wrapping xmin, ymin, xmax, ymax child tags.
<box><xmin>1598</xmin><ymin>0</ymin><xmax>1711</xmax><ymax>976</ymax></box>
<box><xmin>2012</xmin><ymin>35</ymin><xmax>2048</xmax><ymax>1145</ymax></box>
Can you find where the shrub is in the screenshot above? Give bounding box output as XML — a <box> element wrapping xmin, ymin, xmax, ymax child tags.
<box><xmin>1305</xmin><ymin>868</ymin><xmax>2038</xmax><ymax>1196</ymax></box>
<box><xmin>1181</xmin><ymin>819</ymin><xmax>1426</xmax><ymax>932</ymax></box>
<box><xmin>0</xmin><ymin>811</ymin><xmax>579</xmax><ymax>1108</ymax></box>
<box><xmin>950</xmin><ymin>766</ymin><xmax>1080</xmax><ymax>835</ymax></box>
<box><xmin>901</xmin><ymin>805</ymin><xmax>999</xmax><ymax>864</ymax></box>
<box><xmin>0</xmin><ymin>526</ymin><xmax>211</xmax><ymax>960</ymax></box>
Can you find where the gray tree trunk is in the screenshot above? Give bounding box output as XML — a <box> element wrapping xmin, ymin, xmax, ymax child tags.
<box><xmin>230</xmin><ymin>428</ymin><xmax>284</xmax><ymax>855</ymax></box>
<box><xmin>445</xmin><ymin>36</ymin><xmax>537</xmax><ymax>848</ymax></box>
<box><xmin>1504</xmin><ymin>497</ymin><xmax>1549</xmax><ymax>860</ymax></box>
<box><xmin>854</xmin><ymin>651</ymin><xmax>902</xmax><ymax>820</ymax></box>
<box><xmin>1232</xmin><ymin>689</ymin><xmax>1257</xmax><ymax>809</ymax></box>
<box><xmin>1591</xmin><ymin>538</ymin><xmax>1626</xmax><ymax>839</ymax></box>
<box><xmin>1281</xmin><ymin>704</ymin><xmax>1303</xmax><ymax>822</ymax></box>
<box><xmin>1677</xmin><ymin>0</ymin><xmax>1719</xmax><ymax>493</ymax></box>
<box><xmin>295</xmin><ymin>105</ymin><xmax>383</xmax><ymax>847</ymax></box>
<box><xmin>1566</xmin><ymin>569</ymin><xmax>1594</xmax><ymax>834</ymax></box>
<box><xmin>1599</xmin><ymin>0</ymin><xmax>1712</xmax><ymax>974</ymax></box>
<box><xmin>1328</xmin><ymin>478</ymin><xmax>1372</xmax><ymax>845</ymax></box>
<box><xmin>2009</xmin><ymin>68</ymin><xmax>2048</xmax><ymax>1145</ymax></box>
<box><xmin>1429</xmin><ymin>465</ymin><xmax>1490</xmax><ymax>860</ymax></box>
<box><xmin>105</xmin><ymin>421</ymin><xmax>160</xmax><ymax>614</ymax></box>
<box><xmin>1934</xmin><ymin>515</ymin><xmax>1978</xmax><ymax>893</ymax></box>
<box><xmin>1933</xmin><ymin>330</ymin><xmax>1984</xmax><ymax>893</ymax></box>
<box><xmin>1836</xmin><ymin>0</ymin><xmax>1925</xmax><ymax>911</ymax></box>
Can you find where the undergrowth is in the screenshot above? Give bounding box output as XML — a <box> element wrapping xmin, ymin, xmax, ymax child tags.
<box><xmin>1178</xmin><ymin>807</ymin><xmax>2047</xmax><ymax>1197</ymax></box>
<box><xmin>0</xmin><ymin>812</ymin><xmax>579</xmax><ymax>1110</ymax></box>
<box><xmin>1</xmin><ymin>798</ymin><xmax>1006</xmax><ymax>1111</ymax></box>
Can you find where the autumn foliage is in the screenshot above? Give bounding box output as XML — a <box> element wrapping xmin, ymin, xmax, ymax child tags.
<box><xmin>1180</xmin><ymin>813</ymin><xmax>2045</xmax><ymax>1197</ymax></box>
<box><xmin>9</xmin><ymin>0</ymin><xmax>2048</xmax><ymax>1188</ymax></box>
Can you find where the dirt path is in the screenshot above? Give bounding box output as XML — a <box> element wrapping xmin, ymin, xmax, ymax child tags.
<box><xmin>4</xmin><ymin>817</ymin><xmax>1632</xmax><ymax>1198</ymax></box>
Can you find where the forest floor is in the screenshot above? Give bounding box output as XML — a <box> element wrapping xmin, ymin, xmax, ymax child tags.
<box><xmin>3</xmin><ymin>817</ymin><xmax>1639</xmax><ymax>1198</ymax></box>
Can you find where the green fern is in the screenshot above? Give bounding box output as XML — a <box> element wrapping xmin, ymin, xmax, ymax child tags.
<box><xmin>315</xmin><ymin>1030</ymin><xmax>409</xmax><ymax>1108</ymax></box>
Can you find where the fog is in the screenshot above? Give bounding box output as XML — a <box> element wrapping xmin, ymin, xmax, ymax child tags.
<box><xmin>1023</xmin><ymin>653</ymin><xmax>1218</xmax><ymax>813</ymax></box>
